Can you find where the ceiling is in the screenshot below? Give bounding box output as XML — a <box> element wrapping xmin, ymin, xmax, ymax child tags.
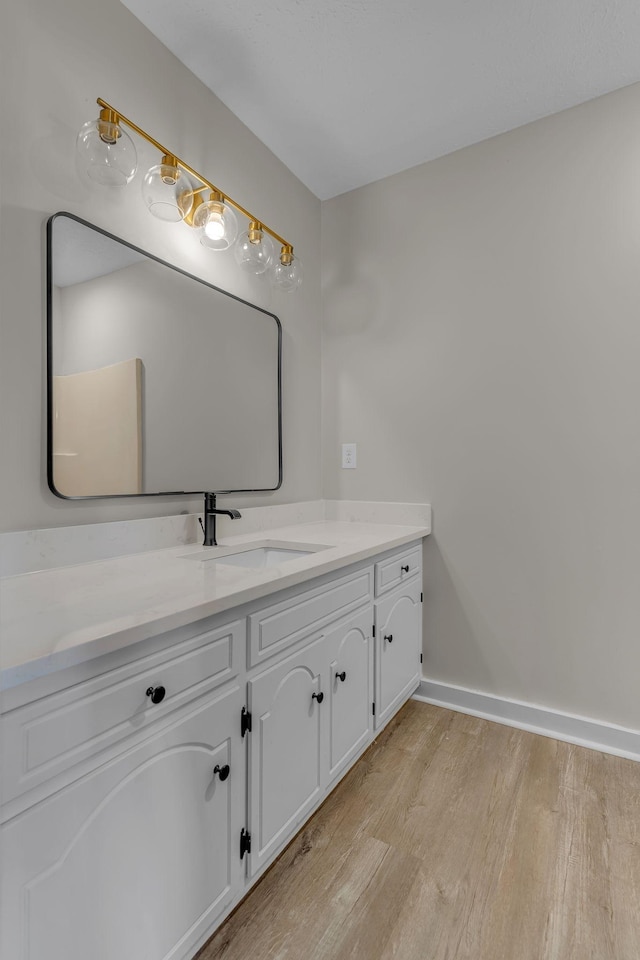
<box><xmin>121</xmin><ymin>0</ymin><xmax>640</xmax><ymax>200</ymax></box>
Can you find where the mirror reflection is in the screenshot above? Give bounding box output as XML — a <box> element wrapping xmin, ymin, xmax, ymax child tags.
<box><xmin>47</xmin><ymin>214</ymin><xmax>282</xmax><ymax>498</ymax></box>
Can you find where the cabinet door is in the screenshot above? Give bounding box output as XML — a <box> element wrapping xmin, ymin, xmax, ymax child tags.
<box><xmin>0</xmin><ymin>684</ymin><xmax>245</xmax><ymax>960</ymax></box>
<box><xmin>327</xmin><ymin>608</ymin><xmax>373</xmax><ymax>783</ymax></box>
<box><xmin>247</xmin><ymin>636</ymin><xmax>327</xmax><ymax>876</ymax></box>
<box><xmin>374</xmin><ymin>579</ymin><xmax>422</xmax><ymax>729</ymax></box>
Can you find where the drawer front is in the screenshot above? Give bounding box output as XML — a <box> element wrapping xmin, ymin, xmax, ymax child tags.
<box><xmin>248</xmin><ymin>568</ymin><xmax>373</xmax><ymax>667</ymax></box>
<box><xmin>1</xmin><ymin>618</ymin><xmax>244</xmax><ymax>809</ymax></box>
<box><xmin>374</xmin><ymin>544</ymin><xmax>422</xmax><ymax>596</ymax></box>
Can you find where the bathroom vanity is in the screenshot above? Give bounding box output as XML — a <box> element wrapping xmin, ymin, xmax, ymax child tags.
<box><xmin>3</xmin><ymin>211</ymin><xmax>432</xmax><ymax>959</ymax></box>
<box><xmin>0</xmin><ymin>519</ymin><xmax>428</xmax><ymax>960</ymax></box>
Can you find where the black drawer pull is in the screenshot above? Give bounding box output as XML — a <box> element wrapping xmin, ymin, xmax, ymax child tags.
<box><xmin>335</xmin><ymin>670</ymin><xmax>347</xmax><ymax>683</ymax></box>
<box><xmin>401</xmin><ymin>565</ymin><xmax>410</xmax><ymax>573</ymax></box>
<box><xmin>384</xmin><ymin>634</ymin><xmax>393</xmax><ymax>643</ymax></box>
<box><xmin>146</xmin><ymin>685</ymin><xmax>166</xmax><ymax>704</ymax></box>
<box><xmin>312</xmin><ymin>691</ymin><xmax>324</xmax><ymax>704</ymax></box>
<box><xmin>214</xmin><ymin>764</ymin><xmax>230</xmax><ymax>781</ymax></box>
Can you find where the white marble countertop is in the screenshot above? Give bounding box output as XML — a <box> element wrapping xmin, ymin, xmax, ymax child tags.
<box><xmin>0</xmin><ymin>519</ymin><xmax>429</xmax><ymax>690</ymax></box>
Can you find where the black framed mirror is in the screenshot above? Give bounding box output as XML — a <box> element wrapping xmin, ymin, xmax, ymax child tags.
<box><xmin>47</xmin><ymin>213</ymin><xmax>282</xmax><ymax>499</ymax></box>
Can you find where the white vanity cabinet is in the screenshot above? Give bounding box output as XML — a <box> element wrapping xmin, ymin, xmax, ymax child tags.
<box><xmin>1</xmin><ymin>539</ymin><xmax>423</xmax><ymax>960</ymax></box>
<box><xmin>0</xmin><ymin>682</ymin><xmax>246</xmax><ymax>960</ymax></box>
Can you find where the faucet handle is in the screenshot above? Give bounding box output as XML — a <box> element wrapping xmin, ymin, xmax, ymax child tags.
<box><xmin>198</xmin><ymin>517</ymin><xmax>205</xmax><ymax>537</ymax></box>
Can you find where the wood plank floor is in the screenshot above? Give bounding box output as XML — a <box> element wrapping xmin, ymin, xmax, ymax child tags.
<box><xmin>196</xmin><ymin>701</ymin><xmax>640</xmax><ymax>960</ymax></box>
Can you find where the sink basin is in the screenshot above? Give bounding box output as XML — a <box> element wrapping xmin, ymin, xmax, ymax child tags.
<box><xmin>181</xmin><ymin>541</ymin><xmax>331</xmax><ymax>569</ymax></box>
<box><xmin>213</xmin><ymin>546</ymin><xmax>313</xmax><ymax>569</ymax></box>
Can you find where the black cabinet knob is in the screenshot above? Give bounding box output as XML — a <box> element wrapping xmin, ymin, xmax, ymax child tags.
<box><xmin>384</xmin><ymin>634</ymin><xmax>393</xmax><ymax>643</ymax></box>
<box><xmin>312</xmin><ymin>691</ymin><xmax>324</xmax><ymax>704</ymax></box>
<box><xmin>335</xmin><ymin>670</ymin><xmax>347</xmax><ymax>683</ymax></box>
<box><xmin>214</xmin><ymin>764</ymin><xmax>230</xmax><ymax>781</ymax></box>
<box><xmin>401</xmin><ymin>565</ymin><xmax>410</xmax><ymax>573</ymax></box>
<box><xmin>146</xmin><ymin>685</ymin><xmax>166</xmax><ymax>704</ymax></box>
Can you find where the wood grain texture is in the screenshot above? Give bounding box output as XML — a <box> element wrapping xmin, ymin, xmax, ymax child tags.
<box><xmin>196</xmin><ymin>702</ymin><xmax>640</xmax><ymax>960</ymax></box>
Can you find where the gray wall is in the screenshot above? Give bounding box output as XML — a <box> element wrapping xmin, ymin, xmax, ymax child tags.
<box><xmin>0</xmin><ymin>0</ymin><xmax>321</xmax><ymax>531</ymax></box>
<box><xmin>322</xmin><ymin>82</ymin><xmax>640</xmax><ymax>730</ymax></box>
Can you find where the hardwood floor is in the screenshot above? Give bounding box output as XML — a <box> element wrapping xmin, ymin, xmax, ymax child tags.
<box><xmin>196</xmin><ymin>701</ymin><xmax>640</xmax><ymax>960</ymax></box>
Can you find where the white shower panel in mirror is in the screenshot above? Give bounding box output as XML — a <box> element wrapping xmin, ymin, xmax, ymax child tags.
<box><xmin>47</xmin><ymin>214</ymin><xmax>282</xmax><ymax>499</ymax></box>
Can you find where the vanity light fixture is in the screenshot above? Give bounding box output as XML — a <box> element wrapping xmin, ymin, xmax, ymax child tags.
<box><xmin>76</xmin><ymin>99</ymin><xmax>302</xmax><ymax>291</ymax></box>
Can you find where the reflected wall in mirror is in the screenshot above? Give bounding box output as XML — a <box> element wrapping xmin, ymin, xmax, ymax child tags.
<box><xmin>47</xmin><ymin>214</ymin><xmax>282</xmax><ymax>498</ymax></box>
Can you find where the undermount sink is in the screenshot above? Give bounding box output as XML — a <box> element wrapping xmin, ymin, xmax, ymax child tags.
<box><xmin>212</xmin><ymin>546</ymin><xmax>313</xmax><ymax>569</ymax></box>
<box><xmin>181</xmin><ymin>541</ymin><xmax>330</xmax><ymax>569</ymax></box>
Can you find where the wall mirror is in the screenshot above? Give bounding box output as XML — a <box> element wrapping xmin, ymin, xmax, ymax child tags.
<box><xmin>47</xmin><ymin>213</ymin><xmax>282</xmax><ymax>499</ymax></box>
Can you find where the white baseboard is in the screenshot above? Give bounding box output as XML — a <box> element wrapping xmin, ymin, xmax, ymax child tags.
<box><xmin>414</xmin><ymin>679</ymin><xmax>640</xmax><ymax>763</ymax></box>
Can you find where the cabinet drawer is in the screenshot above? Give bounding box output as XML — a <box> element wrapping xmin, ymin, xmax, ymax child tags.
<box><xmin>374</xmin><ymin>544</ymin><xmax>421</xmax><ymax>596</ymax></box>
<box><xmin>1</xmin><ymin>618</ymin><xmax>243</xmax><ymax>810</ymax></box>
<box><xmin>248</xmin><ymin>568</ymin><xmax>372</xmax><ymax>667</ymax></box>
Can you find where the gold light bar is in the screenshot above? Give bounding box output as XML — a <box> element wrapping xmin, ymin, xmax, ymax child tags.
<box><xmin>96</xmin><ymin>97</ymin><xmax>292</xmax><ymax>253</ymax></box>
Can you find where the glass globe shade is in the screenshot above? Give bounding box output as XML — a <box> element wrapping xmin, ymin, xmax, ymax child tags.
<box><xmin>272</xmin><ymin>254</ymin><xmax>303</xmax><ymax>293</ymax></box>
<box><xmin>76</xmin><ymin>117</ymin><xmax>137</xmax><ymax>186</ymax></box>
<box><xmin>234</xmin><ymin>226</ymin><xmax>274</xmax><ymax>275</ymax></box>
<box><xmin>194</xmin><ymin>198</ymin><xmax>238</xmax><ymax>251</ymax></box>
<box><xmin>142</xmin><ymin>159</ymin><xmax>193</xmax><ymax>222</ymax></box>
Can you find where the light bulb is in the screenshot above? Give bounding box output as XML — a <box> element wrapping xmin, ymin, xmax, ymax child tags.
<box><xmin>76</xmin><ymin>110</ymin><xmax>137</xmax><ymax>186</ymax></box>
<box><xmin>193</xmin><ymin>192</ymin><xmax>238</xmax><ymax>250</ymax></box>
<box><xmin>205</xmin><ymin>217</ymin><xmax>225</xmax><ymax>240</ymax></box>
<box><xmin>142</xmin><ymin>155</ymin><xmax>193</xmax><ymax>222</ymax></box>
<box><xmin>234</xmin><ymin>221</ymin><xmax>273</xmax><ymax>275</ymax></box>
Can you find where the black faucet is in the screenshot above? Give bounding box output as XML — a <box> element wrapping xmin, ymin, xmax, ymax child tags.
<box><xmin>200</xmin><ymin>492</ymin><xmax>242</xmax><ymax>547</ymax></box>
